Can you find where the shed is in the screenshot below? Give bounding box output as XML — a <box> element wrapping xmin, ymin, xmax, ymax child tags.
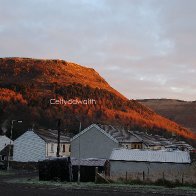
<box><xmin>109</xmin><ymin>148</ymin><xmax>191</xmax><ymax>181</ymax></box>
<box><xmin>71</xmin><ymin>158</ymin><xmax>109</xmax><ymax>182</ymax></box>
<box><xmin>38</xmin><ymin>157</ymin><xmax>71</xmax><ymax>181</ymax></box>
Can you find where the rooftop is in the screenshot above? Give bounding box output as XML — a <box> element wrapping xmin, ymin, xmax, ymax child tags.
<box><xmin>0</xmin><ymin>144</ymin><xmax>13</xmax><ymax>156</ymax></box>
<box><xmin>97</xmin><ymin>124</ymin><xmax>142</xmax><ymax>143</ymax></box>
<box><xmin>110</xmin><ymin>148</ymin><xmax>191</xmax><ymax>163</ymax></box>
<box><xmin>97</xmin><ymin>124</ymin><xmax>193</xmax><ymax>150</ymax></box>
<box><xmin>71</xmin><ymin>158</ymin><xmax>107</xmax><ymax>167</ymax></box>
<box><xmin>33</xmin><ymin>129</ymin><xmax>70</xmax><ymax>143</ymax></box>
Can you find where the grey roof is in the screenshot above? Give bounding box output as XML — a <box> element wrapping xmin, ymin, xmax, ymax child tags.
<box><xmin>43</xmin><ymin>157</ymin><xmax>70</xmax><ymax>161</ymax></box>
<box><xmin>71</xmin><ymin>158</ymin><xmax>107</xmax><ymax>167</ymax></box>
<box><xmin>130</xmin><ymin>131</ymin><xmax>163</xmax><ymax>146</ymax></box>
<box><xmin>33</xmin><ymin>129</ymin><xmax>70</xmax><ymax>143</ymax></box>
<box><xmin>71</xmin><ymin>124</ymin><xmax>118</xmax><ymax>143</ymax></box>
<box><xmin>110</xmin><ymin>148</ymin><xmax>191</xmax><ymax>163</ymax></box>
<box><xmin>97</xmin><ymin>124</ymin><xmax>142</xmax><ymax>143</ymax></box>
<box><xmin>98</xmin><ymin>124</ymin><xmax>165</xmax><ymax>146</ymax></box>
<box><xmin>0</xmin><ymin>144</ymin><xmax>13</xmax><ymax>156</ymax></box>
<box><xmin>0</xmin><ymin>135</ymin><xmax>13</xmax><ymax>151</ymax></box>
<box><xmin>71</xmin><ymin>124</ymin><xmax>193</xmax><ymax>151</ymax></box>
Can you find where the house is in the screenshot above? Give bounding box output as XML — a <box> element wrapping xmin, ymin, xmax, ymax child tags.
<box><xmin>104</xmin><ymin>126</ymin><xmax>193</xmax><ymax>151</ymax></box>
<box><xmin>0</xmin><ymin>144</ymin><xmax>13</xmax><ymax>161</ymax></box>
<box><xmin>13</xmin><ymin>129</ymin><xmax>70</xmax><ymax>162</ymax></box>
<box><xmin>109</xmin><ymin>148</ymin><xmax>191</xmax><ymax>182</ymax></box>
<box><xmin>98</xmin><ymin>124</ymin><xmax>145</xmax><ymax>149</ymax></box>
<box><xmin>71</xmin><ymin>124</ymin><xmax>119</xmax><ymax>159</ymax></box>
<box><xmin>0</xmin><ymin>135</ymin><xmax>13</xmax><ymax>151</ymax></box>
<box><xmin>129</xmin><ymin>131</ymin><xmax>165</xmax><ymax>150</ymax></box>
<box><xmin>71</xmin><ymin>123</ymin><xmax>193</xmax><ymax>159</ymax></box>
<box><xmin>71</xmin><ymin>124</ymin><xmax>165</xmax><ymax>159</ymax></box>
<box><xmin>0</xmin><ymin>135</ymin><xmax>13</xmax><ymax>161</ymax></box>
<box><xmin>70</xmin><ymin>123</ymin><xmax>146</xmax><ymax>159</ymax></box>
<box><xmin>97</xmin><ymin>125</ymin><xmax>167</xmax><ymax>150</ymax></box>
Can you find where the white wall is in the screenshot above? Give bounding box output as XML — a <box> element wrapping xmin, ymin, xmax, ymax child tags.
<box><xmin>13</xmin><ymin>131</ymin><xmax>46</xmax><ymax>162</ymax></box>
<box><xmin>46</xmin><ymin>143</ymin><xmax>70</xmax><ymax>157</ymax></box>
<box><xmin>110</xmin><ymin>160</ymin><xmax>195</xmax><ymax>183</ymax></box>
<box><xmin>0</xmin><ymin>136</ymin><xmax>13</xmax><ymax>151</ymax></box>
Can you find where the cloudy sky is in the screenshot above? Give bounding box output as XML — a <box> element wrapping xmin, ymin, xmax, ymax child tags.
<box><xmin>0</xmin><ymin>0</ymin><xmax>196</xmax><ymax>101</ymax></box>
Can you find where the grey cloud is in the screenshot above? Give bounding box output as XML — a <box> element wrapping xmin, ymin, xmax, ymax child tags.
<box><xmin>0</xmin><ymin>0</ymin><xmax>196</xmax><ymax>101</ymax></box>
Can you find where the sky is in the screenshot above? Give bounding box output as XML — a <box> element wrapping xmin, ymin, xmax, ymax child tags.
<box><xmin>0</xmin><ymin>0</ymin><xmax>196</xmax><ymax>101</ymax></box>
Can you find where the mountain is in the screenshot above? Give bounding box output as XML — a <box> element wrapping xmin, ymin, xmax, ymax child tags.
<box><xmin>138</xmin><ymin>99</ymin><xmax>196</xmax><ymax>134</ymax></box>
<box><xmin>0</xmin><ymin>57</ymin><xmax>195</xmax><ymax>145</ymax></box>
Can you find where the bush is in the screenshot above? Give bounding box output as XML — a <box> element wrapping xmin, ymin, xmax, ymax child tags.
<box><xmin>154</xmin><ymin>179</ymin><xmax>183</xmax><ymax>188</ymax></box>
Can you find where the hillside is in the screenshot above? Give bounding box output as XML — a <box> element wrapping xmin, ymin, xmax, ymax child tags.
<box><xmin>138</xmin><ymin>99</ymin><xmax>196</xmax><ymax>134</ymax></box>
<box><xmin>0</xmin><ymin>58</ymin><xmax>195</xmax><ymax>144</ymax></box>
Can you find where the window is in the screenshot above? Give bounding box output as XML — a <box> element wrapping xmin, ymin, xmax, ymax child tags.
<box><xmin>51</xmin><ymin>143</ymin><xmax>54</xmax><ymax>153</ymax></box>
<box><xmin>63</xmin><ymin>144</ymin><xmax>66</xmax><ymax>153</ymax></box>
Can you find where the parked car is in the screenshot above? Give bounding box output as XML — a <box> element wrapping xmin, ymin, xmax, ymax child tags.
<box><xmin>0</xmin><ymin>162</ymin><xmax>7</xmax><ymax>170</ymax></box>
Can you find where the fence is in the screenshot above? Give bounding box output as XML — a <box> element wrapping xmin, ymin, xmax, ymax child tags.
<box><xmin>110</xmin><ymin>161</ymin><xmax>196</xmax><ymax>184</ymax></box>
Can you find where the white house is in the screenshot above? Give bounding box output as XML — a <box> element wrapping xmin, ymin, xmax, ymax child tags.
<box><xmin>0</xmin><ymin>135</ymin><xmax>13</xmax><ymax>151</ymax></box>
<box><xmin>13</xmin><ymin>129</ymin><xmax>70</xmax><ymax>162</ymax></box>
<box><xmin>0</xmin><ymin>135</ymin><xmax>13</xmax><ymax>161</ymax></box>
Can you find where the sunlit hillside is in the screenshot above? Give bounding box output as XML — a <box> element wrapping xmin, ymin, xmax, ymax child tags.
<box><xmin>0</xmin><ymin>58</ymin><xmax>195</xmax><ymax>144</ymax></box>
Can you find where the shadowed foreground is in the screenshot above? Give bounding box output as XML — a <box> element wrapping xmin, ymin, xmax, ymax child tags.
<box><xmin>0</xmin><ymin>181</ymin><xmax>196</xmax><ymax>196</ymax></box>
<box><xmin>0</xmin><ymin>171</ymin><xmax>195</xmax><ymax>196</ymax></box>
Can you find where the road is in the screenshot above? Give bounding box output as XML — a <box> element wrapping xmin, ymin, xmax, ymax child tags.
<box><xmin>0</xmin><ymin>171</ymin><xmax>195</xmax><ymax>196</ymax></box>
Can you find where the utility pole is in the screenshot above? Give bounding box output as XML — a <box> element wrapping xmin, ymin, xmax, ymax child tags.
<box><xmin>57</xmin><ymin>119</ymin><xmax>61</xmax><ymax>157</ymax></box>
<box><xmin>78</xmin><ymin>121</ymin><xmax>82</xmax><ymax>185</ymax></box>
<box><xmin>7</xmin><ymin>120</ymin><xmax>22</xmax><ymax>170</ymax></box>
